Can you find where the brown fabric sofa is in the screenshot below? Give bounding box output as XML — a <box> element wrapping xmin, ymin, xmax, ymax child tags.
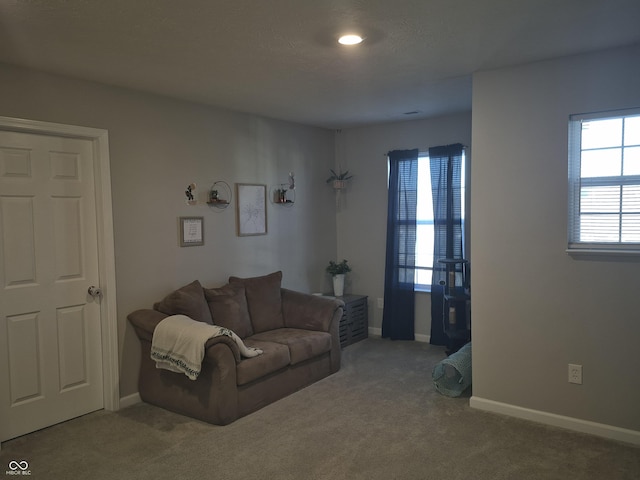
<box><xmin>127</xmin><ymin>271</ymin><xmax>343</xmax><ymax>425</ymax></box>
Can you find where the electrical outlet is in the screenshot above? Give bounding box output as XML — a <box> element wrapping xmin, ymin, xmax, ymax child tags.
<box><xmin>568</xmin><ymin>364</ymin><xmax>582</xmax><ymax>384</ymax></box>
<box><xmin>377</xmin><ymin>298</ymin><xmax>384</xmax><ymax>309</ymax></box>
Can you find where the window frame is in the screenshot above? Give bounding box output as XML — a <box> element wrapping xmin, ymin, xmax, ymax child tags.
<box><xmin>568</xmin><ymin>108</ymin><xmax>640</xmax><ymax>256</ymax></box>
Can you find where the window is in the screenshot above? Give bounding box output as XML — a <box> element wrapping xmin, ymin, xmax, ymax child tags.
<box><xmin>568</xmin><ymin>108</ymin><xmax>640</xmax><ymax>254</ymax></box>
<box><xmin>414</xmin><ymin>152</ymin><xmax>465</xmax><ymax>289</ymax></box>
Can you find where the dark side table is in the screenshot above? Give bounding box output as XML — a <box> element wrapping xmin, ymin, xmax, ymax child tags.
<box><xmin>331</xmin><ymin>294</ymin><xmax>368</xmax><ymax>348</ymax></box>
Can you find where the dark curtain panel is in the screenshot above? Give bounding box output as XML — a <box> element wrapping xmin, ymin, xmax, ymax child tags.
<box><xmin>382</xmin><ymin>149</ymin><xmax>418</xmax><ymax>340</ymax></box>
<box><xmin>429</xmin><ymin>143</ymin><xmax>464</xmax><ymax>345</ymax></box>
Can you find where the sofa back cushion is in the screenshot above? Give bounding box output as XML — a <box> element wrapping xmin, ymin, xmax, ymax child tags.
<box><xmin>204</xmin><ymin>284</ymin><xmax>254</xmax><ymax>339</ymax></box>
<box><xmin>228</xmin><ymin>271</ymin><xmax>284</xmax><ymax>334</ymax></box>
<box><xmin>153</xmin><ymin>280</ymin><xmax>213</xmax><ymax>325</ymax></box>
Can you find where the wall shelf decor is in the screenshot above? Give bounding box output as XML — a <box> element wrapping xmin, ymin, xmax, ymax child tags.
<box><xmin>207</xmin><ymin>181</ymin><xmax>232</xmax><ymax>210</ymax></box>
<box><xmin>185</xmin><ymin>183</ymin><xmax>197</xmax><ymax>206</ymax></box>
<box><xmin>270</xmin><ymin>183</ymin><xmax>295</xmax><ymax>206</ymax></box>
<box><xmin>270</xmin><ymin>172</ymin><xmax>295</xmax><ymax>206</ymax></box>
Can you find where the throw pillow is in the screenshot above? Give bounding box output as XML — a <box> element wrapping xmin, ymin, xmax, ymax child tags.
<box><xmin>204</xmin><ymin>283</ymin><xmax>254</xmax><ymax>339</ymax></box>
<box><xmin>153</xmin><ymin>280</ymin><xmax>213</xmax><ymax>325</ymax></box>
<box><xmin>228</xmin><ymin>271</ymin><xmax>284</xmax><ymax>333</ymax></box>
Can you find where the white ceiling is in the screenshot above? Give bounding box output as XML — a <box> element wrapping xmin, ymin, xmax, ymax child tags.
<box><xmin>1</xmin><ymin>0</ymin><xmax>640</xmax><ymax>129</ymax></box>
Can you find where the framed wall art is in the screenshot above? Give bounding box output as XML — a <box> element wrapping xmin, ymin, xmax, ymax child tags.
<box><xmin>236</xmin><ymin>183</ymin><xmax>267</xmax><ymax>236</ymax></box>
<box><xmin>179</xmin><ymin>216</ymin><xmax>204</xmax><ymax>246</ymax></box>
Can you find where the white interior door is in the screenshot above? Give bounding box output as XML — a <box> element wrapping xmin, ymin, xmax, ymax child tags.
<box><xmin>0</xmin><ymin>130</ymin><xmax>104</xmax><ymax>442</ymax></box>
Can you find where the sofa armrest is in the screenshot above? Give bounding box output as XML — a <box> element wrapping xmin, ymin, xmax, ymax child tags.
<box><xmin>281</xmin><ymin>289</ymin><xmax>344</xmax><ymax>332</ymax></box>
<box><xmin>128</xmin><ymin>309</ymin><xmax>168</xmax><ymax>342</ymax></box>
<box><xmin>205</xmin><ymin>335</ymin><xmax>242</xmax><ymax>363</ymax></box>
<box><xmin>128</xmin><ymin>308</ymin><xmax>242</xmax><ymax>363</ymax></box>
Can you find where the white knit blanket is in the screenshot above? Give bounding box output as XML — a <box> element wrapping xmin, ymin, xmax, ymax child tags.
<box><xmin>151</xmin><ymin>314</ymin><xmax>263</xmax><ymax>380</ymax></box>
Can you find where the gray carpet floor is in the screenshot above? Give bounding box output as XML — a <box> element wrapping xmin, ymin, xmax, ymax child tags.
<box><xmin>1</xmin><ymin>337</ymin><xmax>638</xmax><ymax>479</ymax></box>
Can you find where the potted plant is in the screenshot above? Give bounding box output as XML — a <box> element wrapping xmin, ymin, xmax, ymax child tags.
<box><xmin>326</xmin><ymin>259</ymin><xmax>351</xmax><ymax>296</ymax></box>
<box><xmin>326</xmin><ymin>168</ymin><xmax>353</xmax><ymax>190</ymax></box>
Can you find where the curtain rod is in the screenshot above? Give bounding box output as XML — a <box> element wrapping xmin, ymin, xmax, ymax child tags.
<box><xmin>382</xmin><ymin>145</ymin><xmax>469</xmax><ymax>157</ymax></box>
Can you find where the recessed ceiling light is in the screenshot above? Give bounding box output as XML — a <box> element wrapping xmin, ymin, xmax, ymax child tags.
<box><xmin>338</xmin><ymin>34</ymin><xmax>363</xmax><ymax>46</ymax></box>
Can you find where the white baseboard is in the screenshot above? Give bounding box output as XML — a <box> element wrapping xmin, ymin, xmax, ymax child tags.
<box><xmin>368</xmin><ymin>327</ymin><xmax>430</xmax><ymax>343</ymax></box>
<box><xmin>470</xmin><ymin>396</ymin><xmax>640</xmax><ymax>446</ymax></box>
<box><xmin>415</xmin><ymin>333</ymin><xmax>430</xmax><ymax>343</ymax></box>
<box><xmin>119</xmin><ymin>392</ymin><xmax>142</xmax><ymax>409</ymax></box>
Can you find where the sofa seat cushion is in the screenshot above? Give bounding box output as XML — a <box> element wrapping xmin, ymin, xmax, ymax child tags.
<box><xmin>235</xmin><ymin>340</ymin><xmax>290</xmax><ymax>386</ymax></box>
<box><xmin>249</xmin><ymin>328</ymin><xmax>332</xmax><ymax>366</ymax></box>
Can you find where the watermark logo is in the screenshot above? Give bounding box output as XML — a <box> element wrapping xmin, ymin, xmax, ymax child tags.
<box><xmin>5</xmin><ymin>461</ymin><xmax>30</xmax><ymax>476</ymax></box>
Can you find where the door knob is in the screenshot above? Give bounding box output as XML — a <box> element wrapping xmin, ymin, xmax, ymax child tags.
<box><xmin>88</xmin><ymin>286</ymin><xmax>102</xmax><ymax>297</ymax></box>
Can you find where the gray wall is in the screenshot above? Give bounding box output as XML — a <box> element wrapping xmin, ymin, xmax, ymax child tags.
<box><xmin>335</xmin><ymin>113</ymin><xmax>473</xmax><ymax>337</ymax></box>
<box><xmin>471</xmin><ymin>44</ymin><xmax>640</xmax><ymax>432</ymax></box>
<box><xmin>0</xmin><ymin>63</ymin><xmax>337</xmax><ymax>397</ymax></box>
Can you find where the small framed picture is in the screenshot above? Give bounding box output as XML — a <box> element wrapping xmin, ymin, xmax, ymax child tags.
<box><xmin>179</xmin><ymin>216</ymin><xmax>204</xmax><ymax>246</ymax></box>
<box><xmin>236</xmin><ymin>183</ymin><xmax>267</xmax><ymax>236</ymax></box>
